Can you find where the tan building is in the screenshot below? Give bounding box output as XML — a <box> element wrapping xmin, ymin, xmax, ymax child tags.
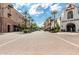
<box><xmin>44</xmin><ymin>17</ymin><xmax>60</xmax><ymax>31</ymax></box>
<box><xmin>26</xmin><ymin>20</ymin><xmax>32</xmax><ymax>28</ymax></box>
<box><xmin>44</xmin><ymin>18</ymin><xmax>54</xmax><ymax>31</ymax></box>
<box><xmin>0</xmin><ymin>3</ymin><xmax>25</xmax><ymax>32</ymax></box>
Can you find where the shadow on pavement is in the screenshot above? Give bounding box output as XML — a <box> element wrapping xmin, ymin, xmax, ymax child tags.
<box><xmin>0</xmin><ymin>33</ymin><xmax>4</xmax><ymax>35</ymax></box>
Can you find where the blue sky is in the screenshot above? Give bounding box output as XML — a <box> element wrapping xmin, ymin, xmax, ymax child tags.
<box><xmin>13</xmin><ymin>3</ymin><xmax>67</xmax><ymax>27</ymax></box>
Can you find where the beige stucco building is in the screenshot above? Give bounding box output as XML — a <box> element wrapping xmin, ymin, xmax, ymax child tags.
<box><xmin>44</xmin><ymin>17</ymin><xmax>55</xmax><ymax>30</ymax></box>
<box><xmin>26</xmin><ymin>20</ymin><xmax>32</xmax><ymax>28</ymax></box>
<box><xmin>60</xmin><ymin>4</ymin><xmax>79</xmax><ymax>32</ymax></box>
<box><xmin>0</xmin><ymin>3</ymin><xmax>26</xmax><ymax>32</ymax></box>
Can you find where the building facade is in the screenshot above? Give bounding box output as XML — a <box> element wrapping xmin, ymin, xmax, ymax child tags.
<box><xmin>60</xmin><ymin>4</ymin><xmax>79</xmax><ymax>32</ymax></box>
<box><xmin>26</xmin><ymin>20</ymin><xmax>32</xmax><ymax>28</ymax></box>
<box><xmin>44</xmin><ymin>18</ymin><xmax>55</xmax><ymax>31</ymax></box>
<box><xmin>0</xmin><ymin>3</ymin><xmax>25</xmax><ymax>32</ymax></box>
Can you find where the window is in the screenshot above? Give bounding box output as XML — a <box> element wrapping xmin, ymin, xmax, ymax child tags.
<box><xmin>78</xmin><ymin>8</ymin><xmax>79</xmax><ymax>14</ymax></box>
<box><xmin>8</xmin><ymin>4</ymin><xmax>13</xmax><ymax>8</ymax></box>
<box><xmin>8</xmin><ymin>13</ymin><xmax>11</xmax><ymax>17</ymax></box>
<box><xmin>62</xmin><ymin>25</ymin><xmax>63</xmax><ymax>27</ymax></box>
<box><xmin>68</xmin><ymin>4</ymin><xmax>72</xmax><ymax>8</ymax></box>
<box><xmin>67</xmin><ymin>11</ymin><xmax>73</xmax><ymax>19</ymax></box>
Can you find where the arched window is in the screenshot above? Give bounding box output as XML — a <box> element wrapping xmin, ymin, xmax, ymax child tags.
<box><xmin>67</xmin><ymin>11</ymin><xmax>73</xmax><ymax>19</ymax></box>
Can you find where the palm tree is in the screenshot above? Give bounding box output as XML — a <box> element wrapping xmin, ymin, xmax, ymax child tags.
<box><xmin>23</xmin><ymin>11</ymin><xmax>31</xmax><ymax>27</ymax></box>
<box><xmin>23</xmin><ymin>11</ymin><xmax>28</xmax><ymax>28</ymax></box>
<box><xmin>51</xmin><ymin>10</ymin><xmax>57</xmax><ymax>28</ymax></box>
<box><xmin>23</xmin><ymin>10</ymin><xmax>34</xmax><ymax>29</ymax></box>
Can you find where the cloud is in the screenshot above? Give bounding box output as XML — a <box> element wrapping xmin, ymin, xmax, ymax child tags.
<box><xmin>13</xmin><ymin>3</ymin><xmax>54</xmax><ymax>15</ymax></box>
<box><xmin>28</xmin><ymin>4</ymin><xmax>43</xmax><ymax>15</ymax></box>
<box><xmin>28</xmin><ymin>3</ymin><xmax>53</xmax><ymax>15</ymax></box>
<box><xmin>13</xmin><ymin>3</ymin><xmax>62</xmax><ymax>16</ymax></box>
<box><xmin>13</xmin><ymin>3</ymin><xmax>25</xmax><ymax>9</ymax></box>
<box><xmin>13</xmin><ymin>3</ymin><xmax>31</xmax><ymax>12</ymax></box>
<box><xmin>39</xmin><ymin>3</ymin><xmax>52</xmax><ymax>9</ymax></box>
<box><xmin>13</xmin><ymin>3</ymin><xmax>24</xmax><ymax>12</ymax></box>
<box><xmin>50</xmin><ymin>4</ymin><xmax>62</xmax><ymax>12</ymax></box>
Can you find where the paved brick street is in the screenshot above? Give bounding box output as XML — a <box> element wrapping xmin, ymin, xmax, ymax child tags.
<box><xmin>0</xmin><ymin>31</ymin><xmax>79</xmax><ymax>54</ymax></box>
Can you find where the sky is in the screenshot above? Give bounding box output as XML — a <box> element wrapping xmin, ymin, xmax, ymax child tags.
<box><xmin>13</xmin><ymin>3</ymin><xmax>68</xmax><ymax>27</ymax></box>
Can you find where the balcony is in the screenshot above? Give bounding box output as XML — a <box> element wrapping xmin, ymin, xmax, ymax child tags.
<box><xmin>8</xmin><ymin>13</ymin><xmax>11</xmax><ymax>17</ymax></box>
<box><xmin>8</xmin><ymin>4</ymin><xmax>13</xmax><ymax>8</ymax></box>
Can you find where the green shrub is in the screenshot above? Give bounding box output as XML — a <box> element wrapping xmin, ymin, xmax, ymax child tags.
<box><xmin>23</xmin><ymin>29</ymin><xmax>31</xmax><ymax>33</ymax></box>
<box><xmin>50</xmin><ymin>27</ymin><xmax>60</xmax><ymax>33</ymax></box>
<box><xmin>50</xmin><ymin>23</ymin><xmax>60</xmax><ymax>33</ymax></box>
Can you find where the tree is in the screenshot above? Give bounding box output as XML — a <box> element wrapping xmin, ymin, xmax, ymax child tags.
<box><xmin>31</xmin><ymin>23</ymin><xmax>38</xmax><ymax>30</ymax></box>
<box><xmin>28</xmin><ymin>16</ymin><xmax>34</xmax><ymax>28</ymax></box>
<box><xmin>51</xmin><ymin>10</ymin><xmax>57</xmax><ymax>28</ymax></box>
<box><xmin>22</xmin><ymin>11</ymin><xmax>33</xmax><ymax>29</ymax></box>
<box><xmin>22</xmin><ymin>11</ymin><xmax>28</xmax><ymax>28</ymax></box>
<box><xmin>51</xmin><ymin>10</ymin><xmax>57</xmax><ymax>19</ymax></box>
<box><xmin>55</xmin><ymin>22</ymin><xmax>60</xmax><ymax>32</ymax></box>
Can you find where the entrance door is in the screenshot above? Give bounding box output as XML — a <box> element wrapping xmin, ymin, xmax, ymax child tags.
<box><xmin>13</xmin><ymin>25</ymin><xmax>18</xmax><ymax>32</ymax></box>
<box><xmin>66</xmin><ymin>23</ymin><xmax>75</xmax><ymax>32</ymax></box>
<box><xmin>8</xmin><ymin>25</ymin><xmax>10</xmax><ymax>32</ymax></box>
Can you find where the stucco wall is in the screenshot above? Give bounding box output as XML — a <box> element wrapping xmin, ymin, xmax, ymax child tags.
<box><xmin>61</xmin><ymin>4</ymin><xmax>79</xmax><ymax>32</ymax></box>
